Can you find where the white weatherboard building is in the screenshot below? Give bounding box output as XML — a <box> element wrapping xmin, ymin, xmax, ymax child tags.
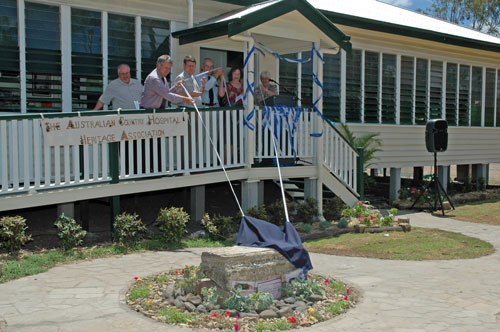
<box><xmin>0</xmin><ymin>0</ymin><xmax>499</xmax><ymax>218</ymax></box>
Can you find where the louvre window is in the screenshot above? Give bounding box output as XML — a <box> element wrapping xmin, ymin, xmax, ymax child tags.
<box><xmin>141</xmin><ymin>18</ymin><xmax>170</xmax><ymax>82</ymax></box>
<box><xmin>323</xmin><ymin>53</ymin><xmax>341</xmax><ymax>122</ymax></box>
<box><xmin>400</xmin><ymin>56</ymin><xmax>414</xmax><ymax>125</ymax></box>
<box><xmin>278</xmin><ymin>53</ymin><xmax>299</xmax><ymax>104</ymax></box>
<box><xmin>430</xmin><ymin>61</ymin><xmax>443</xmax><ymax>119</ymax></box>
<box><xmin>364</xmin><ymin>51</ymin><xmax>379</xmax><ymax>123</ymax></box>
<box><xmin>497</xmin><ymin>70</ymin><xmax>500</xmax><ymax>127</ymax></box>
<box><xmin>445</xmin><ymin>63</ymin><xmax>458</xmax><ymax>126</ymax></box>
<box><xmin>381</xmin><ymin>54</ymin><xmax>396</xmax><ymax>124</ymax></box>
<box><xmin>415</xmin><ymin>58</ymin><xmax>428</xmax><ymax>125</ymax></box>
<box><xmin>300</xmin><ymin>58</ymin><xmax>313</xmax><ymax>108</ymax></box>
<box><xmin>0</xmin><ymin>0</ymin><xmax>20</xmax><ymax>112</ymax></box>
<box><xmin>108</xmin><ymin>14</ymin><xmax>135</xmax><ymax>79</ymax></box>
<box><xmin>345</xmin><ymin>49</ymin><xmax>362</xmax><ymax>122</ymax></box>
<box><xmin>71</xmin><ymin>8</ymin><xmax>102</xmax><ymax>110</ymax></box>
<box><xmin>458</xmin><ymin>65</ymin><xmax>470</xmax><ymax>126</ymax></box>
<box><xmin>25</xmin><ymin>2</ymin><xmax>62</xmax><ymax>112</ymax></box>
<box><xmin>470</xmin><ymin>66</ymin><xmax>482</xmax><ymax>126</ymax></box>
<box><xmin>485</xmin><ymin>68</ymin><xmax>495</xmax><ymax>127</ymax></box>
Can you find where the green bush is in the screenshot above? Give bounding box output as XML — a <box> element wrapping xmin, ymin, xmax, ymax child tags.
<box><xmin>113</xmin><ymin>212</ymin><xmax>147</xmax><ymax>245</ymax></box>
<box><xmin>176</xmin><ymin>265</ymin><xmax>204</xmax><ymax>294</ymax></box>
<box><xmin>201</xmin><ymin>286</ymin><xmax>221</xmax><ymax>307</ymax></box>
<box><xmin>281</xmin><ymin>277</ymin><xmax>322</xmax><ymax>301</ymax></box>
<box><xmin>319</xmin><ymin>221</ymin><xmax>332</xmax><ymax>230</ymax></box>
<box><xmin>298</xmin><ymin>223</ymin><xmax>312</xmax><ymax>233</ymax></box>
<box><xmin>296</xmin><ymin>197</ymin><xmax>319</xmax><ymax>224</ymax></box>
<box><xmin>245</xmin><ymin>205</ymin><xmax>267</xmax><ymax>220</ymax></box>
<box><xmin>0</xmin><ymin>216</ymin><xmax>32</xmax><ymax>253</ymax></box>
<box><xmin>158</xmin><ymin>307</ymin><xmax>193</xmax><ymax>324</ymax></box>
<box><xmin>248</xmin><ymin>291</ymin><xmax>274</xmax><ymax>312</ymax></box>
<box><xmin>266</xmin><ymin>199</ymin><xmax>296</xmax><ymax>226</ymax></box>
<box><xmin>337</xmin><ymin>218</ymin><xmax>349</xmax><ymax>229</ymax></box>
<box><xmin>54</xmin><ymin>214</ymin><xmax>87</xmax><ymax>250</ymax></box>
<box><xmin>156</xmin><ymin>207</ymin><xmax>189</xmax><ymax>243</ymax></box>
<box><xmin>223</xmin><ymin>286</ymin><xmax>252</xmax><ymax>312</ymax></box>
<box><xmin>201</xmin><ymin>213</ymin><xmax>234</xmax><ymax>240</ymax></box>
<box><xmin>323</xmin><ymin>197</ymin><xmax>346</xmax><ymax>221</ymax></box>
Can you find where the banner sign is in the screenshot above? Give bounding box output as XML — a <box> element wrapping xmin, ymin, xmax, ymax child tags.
<box><xmin>41</xmin><ymin>112</ymin><xmax>187</xmax><ymax>146</ymax></box>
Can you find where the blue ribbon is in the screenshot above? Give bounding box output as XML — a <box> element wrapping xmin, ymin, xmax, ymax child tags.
<box><xmin>244</xmin><ymin>108</ymin><xmax>255</xmax><ymax>131</ymax></box>
<box><xmin>262</xmin><ymin>106</ymin><xmax>303</xmax><ymax>160</ymax></box>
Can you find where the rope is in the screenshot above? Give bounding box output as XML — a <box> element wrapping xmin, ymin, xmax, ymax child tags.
<box><xmin>180</xmin><ymin>83</ymin><xmax>245</xmax><ymax>216</ymax></box>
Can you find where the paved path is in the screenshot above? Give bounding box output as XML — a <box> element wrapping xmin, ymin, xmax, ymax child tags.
<box><xmin>1</xmin><ymin>212</ymin><xmax>500</xmax><ymax>332</ymax></box>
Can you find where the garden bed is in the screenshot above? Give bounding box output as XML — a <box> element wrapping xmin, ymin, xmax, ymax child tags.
<box><xmin>126</xmin><ymin>266</ymin><xmax>358</xmax><ymax>331</ymax></box>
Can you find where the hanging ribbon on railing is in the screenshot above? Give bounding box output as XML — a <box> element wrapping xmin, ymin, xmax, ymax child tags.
<box><xmin>262</xmin><ymin>105</ymin><xmax>302</xmax><ymax>160</ymax></box>
<box><xmin>242</xmin><ymin>46</ymin><xmax>265</xmax><ymax>130</ymax></box>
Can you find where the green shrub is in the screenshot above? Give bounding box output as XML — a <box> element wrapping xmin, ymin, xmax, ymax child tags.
<box><xmin>298</xmin><ymin>223</ymin><xmax>312</xmax><ymax>233</ymax></box>
<box><xmin>113</xmin><ymin>212</ymin><xmax>147</xmax><ymax>245</ymax></box>
<box><xmin>245</xmin><ymin>205</ymin><xmax>267</xmax><ymax>220</ymax></box>
<box><xmin>201</xmin><ymin>286</ymin><xmax>221</xmax><ymax>307</ymax></box>
<box><xmin>176</xmin><ymin>265</ymin><xmax>204</xmax><ymax>294</ymax></box>
<box><xmin>281</xmin><ymin>277</ymin><xmax>322</xmax><ymax>301</ymax></box>
<box><xmin>319</xmin><ymin>221</ymin><xmax>332</xmax><ymax>230</ymax></box>
<box><xmin>296</xmin><ymin>198</ymin><xmax>319</xmax><ymax>224</ymax></box>
<box><xmin>158</xmin><ymin>307</ymin><xmax>193</xmax><ymax>324</ymax></box>
<box><xmin>54</xmin><ymin>214</ymin><xmax>87</xmax><ymax>250</ymax></box>
<box><xmin>248</xmin><ymin>291</ymin><xmax>274</xmax><ymax>312</ymax></box>
<box><xmin>156</xmin><ymin>207</ymin><xmax>189</xmax><ymax>243</ymax></box>
<box><xmin>223</xmin><ymin>286</ymin><xmax>252</xmax><ymax>312</ymax></box>
<box><xmin>323</xmin><ymin>197</ymin><xmax>346</xmax><ymax>221</ymax></box>
<box><xmin>379</xmin><ymin>208</ymin><xmax>398</xmax><ymax>226</ymax></box>
<box><xmin>201</xmin><ymin>213</ymin><xmax>234</xmax><ymax>240</ymax></box>
<box><xmin>265</xmin><ymin>199</ymin><xmax>296</xmax><ymax>226</ymax></box>
<box><xmin>337</xmin><ymin>218</ymin><xmax>349</xmax><ymax>229</ymax></box>
<box><xmin>327</xmin><ymin>300</ymin><xmax>350</xmax><ymax>315</ymax></box>
<box><xmin>254</xmin><ymin>320</ymin><xmax>292</xmax><ymax>332</ymax></box>
<box><xmin>0</xmin><ymin>216</ymin><xmax>32</xmax><ymax>254</ymax></box>
<box><xmin>129</xmin><ymin>285</ymin><xmax>151</xmax><ymax>300</ymax></box>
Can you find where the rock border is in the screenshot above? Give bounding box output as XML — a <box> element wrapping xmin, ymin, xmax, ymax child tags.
<box><xmin>300</xmin><ymin>223</ymin><xmax>411</xmax><ymax>242</ymax></box>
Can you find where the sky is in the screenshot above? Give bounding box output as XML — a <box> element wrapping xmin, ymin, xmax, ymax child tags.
<box><xmin>379</xmin><ymin>0</ymin><xmax>432</xmax><ymax>12</ymax></box>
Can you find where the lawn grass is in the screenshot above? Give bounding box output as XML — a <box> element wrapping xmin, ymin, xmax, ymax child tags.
<box><xmin>437</xmin><ymin>199</ymin><xmax>500</xmax><ymax>225</ymax></box>
<box><xmin>305</xmin><ymin>227</ymin><xmax>494</xmax><ymax>260</ymax></box>
<box><xmin>0</xmin><ymin>238</ymin><xmax>232</xmax><ymax>284</ymax></box>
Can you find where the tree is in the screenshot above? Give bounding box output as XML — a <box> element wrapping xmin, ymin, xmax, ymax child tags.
<box><xmin>338</xmin><ymin>123</ymin><xmax>382</xmax><ymax>169</ymax></box>
<box><xmin>421</xmin><ymin>0</ymin><xmax>500</xmax><ymax>36</ymax></box>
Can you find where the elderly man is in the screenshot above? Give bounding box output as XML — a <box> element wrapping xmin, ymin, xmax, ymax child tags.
<box><xmin>196</xmin><ymin>58</ymin><xmax>224</xmax><ymax>107</ymax></box>
<box><xmin>174</xmin><ymin>55</ymin><xmax>205</xmax><ymax>108</ymax></box>
<box><xmin>93</xmin><ymin>64</ymin><xmax>142</xmax><ymax>110</ymax></box>
<box><xmin>141</xmin><ymin>55</ymin><xmax>194</xmax><ymax>109</ymax></box>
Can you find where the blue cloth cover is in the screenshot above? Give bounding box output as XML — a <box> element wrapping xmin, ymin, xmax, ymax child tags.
<box><xmin>235</xmin><ymin>216</ymin><xmax>313</xmax><ymax>272</ymax></box>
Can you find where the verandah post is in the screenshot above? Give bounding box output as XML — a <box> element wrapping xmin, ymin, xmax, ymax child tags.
<box><xmin>109</xmin><ymin>142</ymin><xmax>120</xmax><ymax>236</ymax></box>
<box><xmin>357</xmin><ymin>147</ymin><xmax>364</xmax><ymax>201</ymax></box>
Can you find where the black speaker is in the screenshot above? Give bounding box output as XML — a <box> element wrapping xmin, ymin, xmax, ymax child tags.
<box><xmin>425</xmin><ymin>119</ymin><xmax>448</xmax><ymax>152</ymax></box>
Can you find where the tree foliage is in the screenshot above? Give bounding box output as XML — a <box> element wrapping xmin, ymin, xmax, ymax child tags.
<box><xmin>338</xmin><ymin>123</ymin><xmax>382</xmax><ymax>169</ymax></box>
<box><xmin>420</xmin><ymin>0</ymin><xmax>500</xmax><ymax>36</ymax></box>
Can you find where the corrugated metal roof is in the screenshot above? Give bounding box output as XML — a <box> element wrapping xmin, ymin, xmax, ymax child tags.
<box><xmin>309</xmin><ymin>0</ymin><xmax>500</xmax><ymax>45</ymax></box>
<box><xmin>201</xmin><ymin>0</ymin><xmax>280</xmax><ymax>25</ymax></box>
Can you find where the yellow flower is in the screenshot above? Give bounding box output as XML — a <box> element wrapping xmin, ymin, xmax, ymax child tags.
<box><xmin>309</xmin><ymin>316</ymin><xmax>316</xmax><ymax>321</ymax></box>
<box><xmin>136</xmin><ymin>278</ymin><xmax>142</xmax><ymax>283</ymax></box>
<box><xmin>147</xmin><ymin>300</ymin><xmax>152</xmax><ymax>306</ymax></box>
<box><xmin>128</xmin><ymin>301</ymin><xmax>134</xmax><ymax>305</ymax></box>
<box><xmin>307</xmin><ymin>308</ymin><xmax>315</xmax><ymax>314</ymax></box>
<box><xmin>148</xmin><ymin>285</ymin><xmax>153</xmax><ymax>289</ymax></box>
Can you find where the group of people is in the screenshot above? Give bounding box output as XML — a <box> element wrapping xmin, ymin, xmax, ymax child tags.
<box><xmin>93</xmin><ymin>54</ymin><xmax>278</xmax><ymax>111</ymax></box>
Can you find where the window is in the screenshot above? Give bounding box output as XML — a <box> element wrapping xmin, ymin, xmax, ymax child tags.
<box><xmin>430</xmin><ymin>61</ymin><xmax>443</xmax><ymax>119</ymax></box>
<box><xmin>108</xmin><ymin>14</ymin><xmax>135</xmax><ymax>79</ymax></box>
<box><xmin>458</xmin><ymin>65</ymin><xmax>470</xmax><ymax>126</ymax></box>
<box><xmin>141</xmin><ymin>18</ymin><xmax>170</xmax><ymax>82</ymax></box>
<box><xmin>497</xmin><ymin>70</ymin><xmax>500</xmax><ymax>127</ymax></box>
<box><xmin>364</xmin><ymin>51</ymin><xmax>379</xmax><ymax>123</ymax></box>
<box><xmin>25</xmin><ymin>2</ymin><xmax>62</xmax><ymax>112</ymax></box>
<box><xmin>345</xmin><ymin>49</ymin><xmax>362</xmax><ymax>122</ymax></box>
<box><xmin>400</xmin><ymin>56</ymin><xmax>414</xmax><ymax>124</ymax></box>
<box><xmin>0</xmin><ymin>0</ymin><xmax>20</xmax><ymax>112</ymax></box>
<box><xmin>278</xmin><ymin>53</ymin><xmax>298</xmax><ymax>104</ymax></box>
<box><xmin>485</xmin><ymin>68</ymin><xmax>495</xmax><ymax>127</ymax></box>
<box><xmin>445</xmin><ymin>63</ymin><xmax>458</xmax><ymax>126</ymax></box>
<box><xmin>323</xmin><ymin>53</ymin><xmax>341</xmax><ymax>122</ymax></box>
<box><xmin>415</xmin><ymin>58</ymin><xmax>428</xmax><ymax>125</ymax></box>
<box><xmin>470</xmin><ymin>66</ymin><xmax>482</xmax><ymax>126</ymax></box>
<box><xmin>71</xmin><ymin>8</ymin><xmax>102</xmax><ymax>110</ymax></box>
<box><xmin>381</xmin><ymin>54</ymin><xmax>396</xmax><ymax>124</ymax></box>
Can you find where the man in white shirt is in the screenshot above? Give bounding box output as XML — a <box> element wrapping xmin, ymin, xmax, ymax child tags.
<box><xmin>196</xmin><ymin>58</ymin><xmax>224</xmax><ymax>107</ymax></box>
<box><xmin>93</xmin><ymin>64</ymin><xmax>142</xmax><ymax>110</ymax></box>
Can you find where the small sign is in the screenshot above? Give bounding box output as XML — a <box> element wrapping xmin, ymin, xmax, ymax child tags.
<box><xmin>231</xmin><ymin>281</ymin><xmax>257</xmax><ymax>296</ymax></box>
<box><xmin>257</xmin><ymin>276</ymin><xmax>282</xmax><ymax>299</ymax></box>
<box><xmin>41</xmin><ymin>112</ymin><xmax>187</xmax><ymax>146</ymax></box>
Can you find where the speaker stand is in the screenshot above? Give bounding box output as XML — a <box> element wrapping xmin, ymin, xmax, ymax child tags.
<box><xmin>410</xmin><ymin>152</ymin><xmax>455</xmax><ymax>216</ymax></box>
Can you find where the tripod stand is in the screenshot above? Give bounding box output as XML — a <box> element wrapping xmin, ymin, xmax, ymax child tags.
<box><xmin>410</xmin><ymin>152</ymin><xmax>455</xmax><ymax>216</ymax></box>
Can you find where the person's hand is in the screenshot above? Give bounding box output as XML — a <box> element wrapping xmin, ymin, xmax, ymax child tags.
<box><xmin>200</xmin><ymin>76</ymin><xmax>207</xmax><ymax>87</ymax></box>
<box><xmin>184</xmin><ymin>97</ymin><xmax>195</xmax><ymax>105</ymax></box>
<box><xmin>214</xmin><ymin>68</ymin><xmax>223</xmax><ymax>78</ymax></box>
<box><xmin>175</xmin><ymin>79</ymin><xmax>185</xmax><ymax>90</ymax></box>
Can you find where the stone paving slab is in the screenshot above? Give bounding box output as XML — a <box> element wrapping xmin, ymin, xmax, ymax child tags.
<box><xmin>0</xmin><ymin>212</ymin><xmax>499</xmax><ymax>331</ymax></box>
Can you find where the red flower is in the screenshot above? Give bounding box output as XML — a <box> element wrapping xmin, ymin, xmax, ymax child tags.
<box><xmin>134</xmin><ymin>277</ymin><xmax>139</xmax><ymax>280</ymax></box>
<box><xmin>235</xmin><ymin>316</ymin><xmax>240</xmax><ymax>320</ymax></box>
<box><xmin>181</xmin><ymin>269</ymin><xmax>185</xmax><ymax>274</ymax></box>
<box><xmin>358</xmin><ymin>217</ymin><xmax>364</xmax><ymax>221</ymax></box>
<box><xmin>411</xmin><ymin>187</ymin><xmax>416</xmax><ymax>194</ymax></box>
<box><xmin>211</xmin><ymin>313</ymin><xmax>217</xmax><ymax>317</ymax></box>
<box><xmin>287</xmin><ymin>317</ymin><xmax>297</xmax><ymax>323</ymax></box>
<box><xmin>324</xmin><ymin>279</ymin><xmax>329</xmax><ymax>284</ymax></box>
<box><xmin>224</xmin><ymin>312</ymin><xmax>231</xmax><ymax>317</ymax></box>
<box><xmin>219</xmin><ymin>315</ymin><xmax>223</xmax><ymax>319</ymax></box>
<box><xmin>234</xmin><ymin>323</ymin><xmax>239</xmax><ymax>330</ymax></box>
<box><xmin>344</xmin><ymin>295</ymin><xmax>349</xmax><ymax>300</ymax></box>
<box><xmin>347</xmin><ymin>288</ymin><xmax>352</xmax><ymax>293</ymax></box>
<box><xmin>175</xmin><ymin>270</ymin><xmax>179</xmax><ymax>274</ymax></box>
<box><xmin>358</xmin><ymin>201</ymin><xmax>363</xmax><ymax>205</ymax></box>
<box><xmin>307</xmin><ymin>274</ymin><xmax>311</xmax><ymax>278</ymax></box>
